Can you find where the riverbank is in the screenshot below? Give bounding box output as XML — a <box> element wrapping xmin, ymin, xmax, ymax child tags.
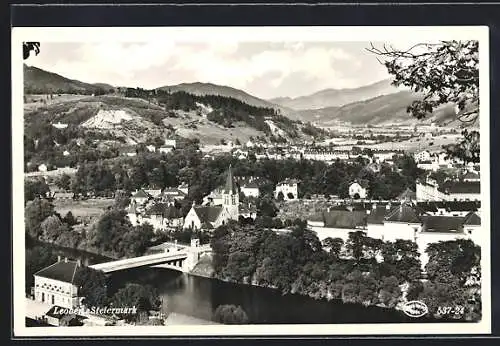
<box><xmin>187</xmin><ymin>255</ymin><xmax>413</xmax><ymax>316</ymax></box>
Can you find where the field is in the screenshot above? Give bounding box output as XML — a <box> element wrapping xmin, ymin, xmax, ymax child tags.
<box><xmin>334</xmin><ymin>134</ymin><xmax>461</xmax><ymax>154</ymax></box>
<box><xmin>24</xmin><ymin>94</ymin><xmax>91</xmax><ymax>112</ymax></box>
<box><xmin>53</xmin><ymin>198</ymin><xmax>114</xmax><ymax>219</ymax></box>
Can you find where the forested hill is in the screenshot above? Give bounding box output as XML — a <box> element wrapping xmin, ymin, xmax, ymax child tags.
<box><xmin>158</xmin><ymin>82</ymin><xmax>286</xmax><ymax>112</ymax></box>
<box><xmin>24</xmin><ymin>64</ymin><xmax>114</xmax><ymax>95</ymax></box>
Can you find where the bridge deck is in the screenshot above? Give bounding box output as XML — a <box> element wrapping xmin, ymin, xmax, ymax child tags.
<box><xmin>89</xmin><ymin>251</ymin><xmax>188</xmax><ymax>273</ymax></box>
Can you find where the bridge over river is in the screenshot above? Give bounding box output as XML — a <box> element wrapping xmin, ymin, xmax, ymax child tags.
<box><xmin>89</xmin><ymin>242</ymin><xmax>211</xmax><ymax>273</ymax></box>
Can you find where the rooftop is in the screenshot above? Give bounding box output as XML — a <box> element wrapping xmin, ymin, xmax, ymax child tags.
<box><xmin>194</xmin><ymin>206</ymin><xmax>223</xmax><ymax>224</ymax></box>
<box><xmin>385</xmin><ymin>204</ymin><xmax>421</xmax><ymax>224</ymax></box>
<box><xmin>421</xmin><ymin>216</ymin><xmax>464</xmax><ymax>233</ymax></box>
<box><xmin>34</xmin><ymin>260</ymin><xmax>81</xmax><ymax>284</ymax></box>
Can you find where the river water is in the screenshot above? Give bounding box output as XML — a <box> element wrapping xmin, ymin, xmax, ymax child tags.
<box><xmin>32</xmin><ymin>243</ymin><xmax>441</xmax><ymax>324</ymax></box>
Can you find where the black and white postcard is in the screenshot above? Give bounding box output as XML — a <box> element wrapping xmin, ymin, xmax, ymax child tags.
<box><xmin>11</xmin><ymin>26</ymin><xmax>490</xmax><ymax>336</ymax></box>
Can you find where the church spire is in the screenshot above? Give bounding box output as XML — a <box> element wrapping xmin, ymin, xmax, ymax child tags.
<box><xmin>223</xmin><ymin>164</ymin><xmax>237</xmax><ymax>194</ymax></box>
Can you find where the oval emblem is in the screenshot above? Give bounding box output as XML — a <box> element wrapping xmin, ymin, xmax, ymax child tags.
<box><xmin>402</xmin><ymin>300</ymin><xmax>429</xmax><ymax>318</ymax></box>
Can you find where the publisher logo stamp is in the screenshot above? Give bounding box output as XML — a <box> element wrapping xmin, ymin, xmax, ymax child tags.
<box><xmin>402</xmin><ymin>301</ymin><xmax>429</xmax><ymax>318</ymax></box>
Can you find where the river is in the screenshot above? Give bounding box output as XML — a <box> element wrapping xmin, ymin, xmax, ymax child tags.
<box><xmin>30</xmin><ymin>243</ymin><xmax>442</xmax><ymax>324</ymax></box>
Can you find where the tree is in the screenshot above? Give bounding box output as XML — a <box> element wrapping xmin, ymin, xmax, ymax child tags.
<box><xmin>23</xmin><ymin>42</ymin><xmax>40</xmax><ymax>60</ymax></box>
<box><xmin>322</xmin><ymin>237</ymin><xmax>344</xmax><ymax>258</ymax></box>
<box><xmin>56</xmin><ymin>174</ymin><xmax>72</xmax><ymax>191</ymax></box>
<box><xmin>114</xmin><ymin>189</ymin><xmax>131</xmax><ymax>210</ymax></box>
<box><xmin>25</xmin><ymin>179</ymin><xmax>50</xmax><ymax>202</ymax></box>
<box><xmin>40</xmin><ymin>215</ymin><xmax>64</xmax><ymax>242</ymax></box>
<box><xmin>73</xmin><ymin>266</ymin><xmax>109</xmax><ymax>307</ymax></box>
<box><xmin>111</xmin><ymin>283</ymin><xmax>161</xmax><ymax>322</ymax></box>
<box><xmin>213</xmin><ymin>304</ymin><xmax>249</xmax><ymax>324</ymax></box>
<box><xmin>63</xmin><ymin>211</ymin><xmax>78</xmax><ymax>226</ymax></box>
<box><xmin>367</xmin><ymin>41</ymin><xmax>479</xmax><ymax>162</ymax></box>
<box><xmin>25</xmin><ymin>198</ymin><xmax>55</xmax><ymax>239</ymax></box>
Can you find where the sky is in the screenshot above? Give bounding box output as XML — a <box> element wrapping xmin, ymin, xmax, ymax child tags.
<box><xmin>27</xmin><ymin>41</ymin><xmax>403</xmax><ymax>100</ymax></box>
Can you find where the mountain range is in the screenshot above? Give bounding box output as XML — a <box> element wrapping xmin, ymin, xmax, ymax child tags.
<box><xmin>268</xmin><ymin>79</ymin><xmax>401</xmax><ymax>111</ymax></box>
<box><xmin>24</xmin><ymin>64</ymin><xmax>471</xmax><ymax>128</ymax></box>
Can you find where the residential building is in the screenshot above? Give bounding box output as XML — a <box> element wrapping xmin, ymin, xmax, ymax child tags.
<box><xmin>131</xmin><ymin>189</ymin><xmax>151</xmax><ymax>205</ymax></box>
<box><xmin>349</xmin><ymin>180</ymin><xmax>368</xmax><ymax>199</ymax></box>
<box><xmin>307</xmin><ymin>209</ymin><xmax>367</xmax><ymax>242</ymax></box>
<box><xmin>275</xmin><ymin>178</ymin><xmax>299</xmax><ymax>200</ymax></box>
<box><xmin>33</xmin><ymin>257</ymin><xmax>82</xmax><ymax>309</ymax></box>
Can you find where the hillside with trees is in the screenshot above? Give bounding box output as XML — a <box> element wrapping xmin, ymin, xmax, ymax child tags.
<box><xmin>24</xmin><ymin>64</ymin><xmax>114</xmax><ymax>95</ymax></box>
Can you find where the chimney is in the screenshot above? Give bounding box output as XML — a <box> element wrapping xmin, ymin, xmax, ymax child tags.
<box><xmin>386</xmin><ymin>203</ymin><xmax>391</xmax><ymax>211</ymax></box>
<box><xmin>77</xmin><ymin>259</ymin><xmax>82</xmax><ymax>267</ymax></box>
<box><xmin>57</xmin><ymin>255</ymin><xmax>61</xmax><ymax>262</ymax></box>
<box><xmin>372</xmin><ymin>203</ymin><xmax>377</xmax><ymax>210</ymax></box>
<box><xmin>64</xmin><ymin>257</ymin><xmax>68</xmax><ymax>263</ymax></box>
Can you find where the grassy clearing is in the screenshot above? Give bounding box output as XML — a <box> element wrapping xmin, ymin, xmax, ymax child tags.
<box><xmin>53</xmin><ymin>198</ymin><xmax>114</xmax><ymax>219</ymax></box>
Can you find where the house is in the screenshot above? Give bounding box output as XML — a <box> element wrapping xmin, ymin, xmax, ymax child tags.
<box><xmin>417</xmin><ymin>160</ymin><xmax>439</xmax><ymax>171</ymax></box>
<box><xmin>238</xmin><ymin>177</ymin><xmax>268</xmax><ymax>198</ymax></box>
<box><xmin>414</xmin><ymin>150</ymin><xmax>431</xmax><ymax>163</ymax></box>
<box><xmin>38</xmin><ymin>164</ymin><xmax>48</xmax><ymax>172</ymax></box>
<box><xmin>349</xmin><ymin>180</ymin><xmax>368</xmax><ymax>199</ymax></box>
<box><xmin>463</xmin><ymin>211</ymin><xmax>481</xmax><ymax>244</ymax></box>
<box><xmin>366</xmin><ymin>204</ymin><xmax>388</xmax><ymax>240</ymax></box>
<box><xmin>240</xmin><ymin>180</ymin><xmax>260</xmax><ymax>198</ymax></box>
<box><xmin>416</xmin><ymin>201</ymin><xmax>480</xmax><ymax>217</ymax></box>
<box><xmin>177</xmin><ymin>183</ymin><xmax>189</xmax><ymax>195</ymax></box>
<box><xmin>275</xmin><ymin>178</ymin><xmax>299</xmax><ymax>200</ymax></box>
<box><xmin>160</xmin><ymin>188</ymin><xmax>187</xmax><ymax>203</ymax></box>
<box><xmin>142</xmin><ymin>203</ymin><xmax>184</xmax><ymax>231</ymax></box>
<box><xmin>164</xmin><ymin>139</ymin><xmax>177</xmax><ymax>148</ymax></box>
<box><xmin>44</xmin><ymin>306</ymin><xmax>85</xmax><ymax>327</ymax></box>
<box><xmin>307</xmin><ymin>209</ymin><xmax>367</xmax><ymax>242</ymax></box>
<box><xmin>144</xmin><ymin>189</ymin><xmax>162</xmax><ymax>199</ymax></box>
<box><xmin>52</xmin><ymin>191</ymin><xmax>75</xmax><ymax>200</ymax></box>
<box><xmin>417</xmin><ymin>215</ymin><xmax>471</xmax><ymax>268</ymax></box>
<box><xmin>130</xmin><ymin>189</ymin><xmax>151</xmax><ymax>205</ymax></box>
<box><xmin>183</xmin><ymin>205</ymin><xmax>229</xmax><ymax>230</ymax></box>
<box><xmin>146</xmin><ymin>145</ymin><xmax>156</xmax><ymax>153</ymax></box>
<box><xmin>184</xmin><ymin>165</ymin><xmax>239</xmax><ymax>229</ymax></box>
<box><xmin>382</xmin><ymin>203</ymin><xmax>422</xmax><ymax>242</ymax></box>
<box><xmin>33</xmin><ymin>257</ymin><xmax>82</xmax><ymax>309</ymax></box>
<box><xmin>239</xmin><ymin>203</ymin><xmax>257</xmax><ymax>219</ymax></box>
<box><xmin>63</xmin><ymin>150</ymin><xmax>70</xmax><ymax>156</ymax></box>
<box><xmin>438</xmin><ymin>180</ymin><xmax>481</xmax><ymax>201</ymax></box>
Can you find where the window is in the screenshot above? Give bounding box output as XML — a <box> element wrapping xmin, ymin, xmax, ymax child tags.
<box><xmin>52</xmin><ymin>295</ymin><xmax>55</xmax><ymax>304</ymax></box>
<box><xmin>41</xmin><ymin>293</ymin><xmax>45</xmax><ymax>302</ymax></box>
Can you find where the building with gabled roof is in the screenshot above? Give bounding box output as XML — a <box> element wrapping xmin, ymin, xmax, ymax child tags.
<box><xmin>349</xmin><ymin>180</ymin><xmax>368</xmax><ymax>199</ymax></box>
<box><xmin>382</xmin><ymin>203</ymin><xmax>422</xmax><ymax>242</ymax></box>
<box><xmin>184</xmin><ymin>165</ymin><xmax>239</xmax><ymax>229</ymax></box>
<box><xmin>131</xmin><ymin>189</ymin><xmax>151</xmax><ymax>205</ymax></box>
<box><xmin>33</xmin><ymin>257</ymin><xmax>82</xmax><ymax>309</ymax></box>
<box><xmin>275</xmin><ymin>178</ymin><xmax>299</xmax><ymax>200</ymax></box>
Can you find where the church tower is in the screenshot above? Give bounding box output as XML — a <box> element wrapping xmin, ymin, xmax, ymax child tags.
<box><xmin>222</xmin><ymin>164</ymin><xmax>239</xmax><ymax>220</ymax></box>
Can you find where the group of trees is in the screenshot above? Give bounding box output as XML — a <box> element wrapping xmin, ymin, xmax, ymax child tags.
<box><xmin>210</xmin><ymin>221</ymin><xmax>481</xmax><ymax>320</ymax></box>
<box><xmin>24</xmin><ymin>195</ymin><xmax>156</xmax><ymax>259</ymax></box>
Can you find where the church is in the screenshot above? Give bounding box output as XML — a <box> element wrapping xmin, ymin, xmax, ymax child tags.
<box><xmin>183</xmin><ymin>165</ymin><xmax>239</xmax><ymax>230</ymax></box>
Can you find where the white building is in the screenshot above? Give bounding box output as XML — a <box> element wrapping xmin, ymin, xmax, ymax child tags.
<box><xmin>349</xmin><ymin>181</ymin><xmax>368</xmax><ymax>199</ymax></box>
<box><xmin>275</xmin><ymin>179</ymin><xmax>299</xmax><ymax>200</ymax></box>
<box><xmin>184</xmin><ymin>165</ymin><xmax>239</xmax><ymax>229</ymax></box>
<box><xmin>414</xmin><ymin>150</ymin><xmax>432</xmax><ymax>163</ymax></box>
<box><xmin>33</xmin><ymin>257</ymin><xmax>82</xmax><ymax>309</ymax></box>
